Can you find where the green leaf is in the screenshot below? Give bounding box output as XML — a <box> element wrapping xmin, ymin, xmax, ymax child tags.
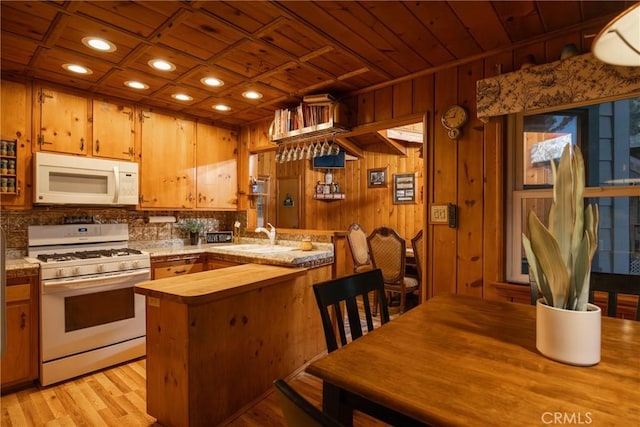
<box><xmin>570</xmin><ymin>146</ymin><xmax>585</xmax><ymax>274</ymax></box>
<box><xmin>585</xmin><ymin>204</ymin><xmax>599</xmax><ymax>260</ymax></box>
<box><xmin>523</xmin><ymin>234</ymin><xmax>553</xmax><ymax>306</ymax></box>
<box><xmin>528</xmin><ymin>210</ymin><xmax>570</xmax><ymax>308</ymax></box>
<box><xmin>572</xmin><ymin>232</ymin><xmax>591</xmax><ymax>311</ymax></box>
<box><xmin>549</xmin><ymin>144</ymin><xmax>575</xmax><ymax>269</ymax></box>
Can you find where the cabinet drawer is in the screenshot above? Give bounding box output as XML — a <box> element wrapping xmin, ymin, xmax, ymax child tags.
<box><xmin>206</xmin><ymin>258</ymin><xmax>241</xmax><ymax>270</ymax></box>
<box><xmin>6</xmin><ymin>284</ymin><xmax>30</xmax><ymax>303</ymax></box>
<box><xmin>154</xmin><ymin>263</ymin><xmax>204</xmax><ymax>279</ymax></box>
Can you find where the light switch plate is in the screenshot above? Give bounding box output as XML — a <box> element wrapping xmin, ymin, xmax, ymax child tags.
<box><xmin>430</xmin><ymin>204</ymin><xmax>449</xmax><ymax>224</ymax></box>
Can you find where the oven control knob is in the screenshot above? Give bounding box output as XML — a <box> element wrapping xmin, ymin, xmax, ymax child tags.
<box><xmin>56</xmin><ymin>268</ymin><xmax>64</xmax><ymax>277</ymax></box>
<box><xmin>97</xmin><ymin>264</ymin><xmax>104</xmax><ymax>272</ymax></box>
<box><xmin>72</xmin><ymin>267</ymin><xmax>80</xmax><ymax>275</ymax></box>
<box><xmin>119</xmin><ymin>262</ymin><xmax>126</xmax><ymax>270</ymax></box>
<box><xmin>132</xmin><ymin>260</ymin><xmax>140</xmax><ymax>268</ymax></box>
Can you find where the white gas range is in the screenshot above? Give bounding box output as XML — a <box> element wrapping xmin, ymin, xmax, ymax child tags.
<box><xmin>27</xmin><ymin>224</ymin><xmax>150</xmax><ymax>386</ymax></box>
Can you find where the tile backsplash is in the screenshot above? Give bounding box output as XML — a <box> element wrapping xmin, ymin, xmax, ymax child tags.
<box><xmin>1</xmin><ymin>208</ymin><xmax>246</xmax><ymax>256</ymax></box>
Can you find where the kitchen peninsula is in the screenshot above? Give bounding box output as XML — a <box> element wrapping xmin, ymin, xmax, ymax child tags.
<box><xmin>134</xmin><ymin>259</ymin><xmax>330</xmax><ymax>426</ymax></box>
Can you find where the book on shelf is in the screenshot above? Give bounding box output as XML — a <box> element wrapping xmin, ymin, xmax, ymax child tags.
<box><xmin>273</xmin><ymin>103</ymin><xmax>333</xmax><ymax>134</ymax></box>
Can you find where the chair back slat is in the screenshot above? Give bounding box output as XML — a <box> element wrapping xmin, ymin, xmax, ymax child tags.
<box><xmin>329</xmin><ymin>302</ymin><xmax>347</xmax><ymax>348</ymax></box>
<box><xmin>313</xmin><ymin>269</ymin><xmax>389</xmax><ymax>352</ymax></box>
<box><xmin>589</xmin><ymin>272</ymin><xmax>640</xmax><ymax>320</ymax></box>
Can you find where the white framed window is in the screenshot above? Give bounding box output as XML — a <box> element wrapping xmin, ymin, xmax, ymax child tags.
<box><xmin>507</xmin><ymin>97</ymin><xmax>640</xmax><ymax>283</ymax></box>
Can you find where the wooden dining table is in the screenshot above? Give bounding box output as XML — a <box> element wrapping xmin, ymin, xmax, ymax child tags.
<box><xmin>306</xmin><ymin>293</ymin><xmax>640</xmax><ymax>426</ymax></box>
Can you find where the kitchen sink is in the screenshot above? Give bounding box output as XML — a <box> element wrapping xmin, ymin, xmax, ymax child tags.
<box><xmin>215</xmin><ymin>244</ymin><xmax>295</xmax><ymax>254</ymax></box>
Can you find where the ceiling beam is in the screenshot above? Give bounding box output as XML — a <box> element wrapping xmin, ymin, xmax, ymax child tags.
<box><xmin>334</xmin><ymin>137</ymin><xmax>365</xmax><ymax>158</ymax></box>
<box><xmin>376</xmin><ymin>130</ymin><xmax>407</xmax><ymax>157</ymax></box>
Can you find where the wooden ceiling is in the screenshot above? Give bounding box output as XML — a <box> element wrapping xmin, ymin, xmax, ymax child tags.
<box><xmin>1</xmin><ymin>1</ymin><xmax>634</xmax><ymax>130</ymax></box>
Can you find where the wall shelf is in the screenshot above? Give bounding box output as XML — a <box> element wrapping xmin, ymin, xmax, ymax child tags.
<box><xmin>313</xmin><ymin>193</ymin><xmax>345</xmax><ymax>201</ymax></box>
<box><xmin>1</xmin><ymin>139</ymin><xmax>18</xmax><ymax>195</ymax></box>
<box><xmin>270</xmin><ymin>101</ymin><xmax>350</xmax><ymax>145</ymax></box>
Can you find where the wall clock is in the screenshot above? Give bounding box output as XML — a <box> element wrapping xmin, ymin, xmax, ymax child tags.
<box><xmin>441</xmin><ymin>105</ymin><xmax>468</xmax><ymax>139</ymax></box>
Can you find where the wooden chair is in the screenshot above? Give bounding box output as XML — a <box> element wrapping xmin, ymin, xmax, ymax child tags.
<box><xmin>313</xmin><ymin>269</ymin><xmax>389</xmax><ymax>352</ymax></box>
<box><xmin>589</xmin><ymin>272</ymin><xmax>640</xmax><ymax>320</ymax></box>
<box><xmin>367</xmin><ymin>227</ymin><xmax>419</xmax><ymax>314</ymax></box>
<box><xmin>346</xmin><ymin>223</ymin><xmax>373</xmax><ymax>273</ymax></box>
<box><xmin>410</xmin><ymin>230</ymin><xmax>424</xmax><ymax>302</ymax></box>
<box><xmin>273</xmin><ymin>379</ymin><xmax>345</xmax><ymax>427</ymax></box>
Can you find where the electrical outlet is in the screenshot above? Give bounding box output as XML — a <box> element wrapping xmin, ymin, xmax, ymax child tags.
<box><xmin>430</xmin><ymin>204</ymin><xmax>449</xmax><ymax>224</ymax></box>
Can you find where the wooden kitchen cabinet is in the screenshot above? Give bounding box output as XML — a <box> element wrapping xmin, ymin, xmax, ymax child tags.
<box><xmin>92</xmin><ymin>99</ymin><xmax>135</xmax><ymax>160</ymax></box>
<box><xmin>1</xmin><ymin>271</ymin><xmax>39</xmax><ymax>393</ymax></box>
<box><xmin>195</xmin><ymin>122</ymin><xmax>238</xmax><ymax>209</ymax></box>
<box><xmin>139</xmin><ymin>111</ymin><xmax>195</xmax><ymax>209</ymax></box>
<box><xmin>151</xmin><ymin>254</ymin><xmax>205</xmax><ymax>280</ymax></box>
<box><xmin>0</xmin><ymin>80</ymin><xmax>32</xmax><ymax>209</ymax></box>
<box><xmin>37</xmin><ymin>87</ymin><xmax>90</xmax><ymax>155</ymax></box>
<box><xmin>206</xmin><ymin>257</ymin><xmax>241</xmax><ymax>270</ymax></box>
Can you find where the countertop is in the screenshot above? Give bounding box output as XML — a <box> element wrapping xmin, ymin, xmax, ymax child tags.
<box><xmin>143</xmin><ymin>240</ymin><xmax>334</xmax><ymax>268</ymax></box>
<box><xmin>135</xmin><ymin>263</ymin><xmax>307</xmax><ymax>304</ymax></box>
<box><xmin>5</xmin><ymin>259</ymin><xmax>39</xmax><ymax>273</ymax></box>
<box><xmin>4</xmin><ymin>240</ymin><xmax>334</xmax><ymax>271</ymax></box>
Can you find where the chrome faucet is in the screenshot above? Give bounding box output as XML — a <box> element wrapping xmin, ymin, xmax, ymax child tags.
<box><xmin>255</xmin><ymin>223</ymin><xmax>276</xmax><ymax>245</ymax></box>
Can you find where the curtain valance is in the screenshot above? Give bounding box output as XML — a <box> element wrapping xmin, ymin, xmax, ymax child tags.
<box><xmin>476</xmin><ymin>53</ymin><xmax>640</xmax><ymax>120</ymax></box>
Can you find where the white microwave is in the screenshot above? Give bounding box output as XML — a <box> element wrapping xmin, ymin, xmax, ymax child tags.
<box><xmin>34</xmin><ymin>152</ymin><xmax>139</xmax><ymax>206</ymax></box>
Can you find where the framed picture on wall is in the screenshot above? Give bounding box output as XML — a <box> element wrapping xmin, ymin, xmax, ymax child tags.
<box><xmin>367</xmin><ymin>167</ymin><xmax>387</xmax><ymax>188</ymax></box>
<box><xmin>393</xmin><ymin>173</ymin><xmax>416</xmax><ymax>204</ymax></box>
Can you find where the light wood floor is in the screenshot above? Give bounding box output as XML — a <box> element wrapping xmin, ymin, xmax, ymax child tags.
<box><xmin>1</xmin><ymin>297</ymin><xmax>398</xmax><ymax>426</ymax></box>
<box><xmin>1</xmin><ymin>358</ymin><xmax>386</xmax><ymax>427</ymax></box>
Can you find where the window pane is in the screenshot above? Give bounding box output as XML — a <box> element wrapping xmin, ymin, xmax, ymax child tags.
<box><xmin>590</xmin><ymin>196</ymin><xmax>640</xmax><ymax>274</ymax></box>
<box><xmin>519</xmin><ymin>196</ymin><xmax>640</xmax><ymax>276</ymax></box>
<box><xmin>589</xmin><ymin>98</ymin><xmax>640</xmax><ymax>187</ymax></box>
<box><xmin>523</xmin><ymin>113</ymin><xmax>579</xmax><ymax>188</ymax></box>
<box><xmin>522</xmin><ymin>97</ymin><xmax>640</xmax><ymax>188</ymax></box>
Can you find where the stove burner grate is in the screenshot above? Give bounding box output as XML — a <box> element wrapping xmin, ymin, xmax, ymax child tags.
<box><xmin>36</xmin><ymin>248</ymin><xmax>143</xmax><ymax>262</ymax></box>
<box><xmin>37</xmin><ymin>253</ymin><xmax>76</xmax><ymax>262</ymax></box>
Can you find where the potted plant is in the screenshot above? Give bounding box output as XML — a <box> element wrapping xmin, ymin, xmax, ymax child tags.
<box><xmin>522</xmin><ymin>144</ymin><xmax>600</xmax><ymax>366</ymax></box>
<box><xmin>181</xmin><ymin>219</ymin><xmax>204</xmax><ymax>245</ymax></box>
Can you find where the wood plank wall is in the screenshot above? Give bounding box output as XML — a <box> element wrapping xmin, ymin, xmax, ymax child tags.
<box><xmin>240</xmin><ymin>26</ymin><xmax>604</xmax><ymax>302</ymax></box>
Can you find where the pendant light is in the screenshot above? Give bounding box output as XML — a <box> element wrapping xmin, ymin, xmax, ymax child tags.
<box><xmin>592</xmin><ymin>3</ymin><xmax>640</xmax><ymax>66</ymax></box>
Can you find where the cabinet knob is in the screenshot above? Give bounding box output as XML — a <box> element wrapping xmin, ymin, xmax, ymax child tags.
<box><xmin>96</xmin><ymin>139</ymin><xmax>100</xmax><ymax>152</ymax></box>
<box><xmin>20</xmin><ymin>312</ymin><xmax>26</xmax><ymax>329</ymax></box>
<box><xmin>80</xmin><ymin>137</ymin><xmax>85</xmax><ymax>151</ymax></box>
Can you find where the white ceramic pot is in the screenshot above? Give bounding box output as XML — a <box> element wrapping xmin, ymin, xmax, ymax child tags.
<box><xmin>536</xmin><ymin>299</ymin><xmax>601</xmax><ymax>366</ymax></box>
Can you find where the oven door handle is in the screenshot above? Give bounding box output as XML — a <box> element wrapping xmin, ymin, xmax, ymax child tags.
<box><xmin>42</xmin><ymin>269</ymin><xmax>151</xmax><ymax>292</ymax></box>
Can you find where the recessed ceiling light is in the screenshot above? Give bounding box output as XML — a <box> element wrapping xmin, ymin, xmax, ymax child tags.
<box><xmin>201</xmin><ymin>77</ymin><xmax>224</xmax><ymax>87</ymax></box>
<box><xmin>82</xmin><ymin>37</ymin><xmax>116</xmax><ymax>52</ymax></box>
<box><xmin>62</xmin><ymin>64</ymin><xmax>93</xmax><ymax>74</ymax></box>
<box><xmin>213</xmin><ymin>104</ymin><xmax>231</xmax><ymax>112</ymax></box>
<box><xmin>242</xmin><ymin>90</ymin><xmax>262</xmax><ymax>100</ymax></box>
<box><xmin>172</xmin><ymin>93</ymin><xmax>193</xmax><ymax>102</ymax></box>
<box><xmin>124</xmin><ymin>80</ymin><xmax>149</xmax><ymax>90</ymax></box>
<box><xmin>148</xmin><ymin>59</ymin><xmax>176</xmax><ymax>71</ymax></box>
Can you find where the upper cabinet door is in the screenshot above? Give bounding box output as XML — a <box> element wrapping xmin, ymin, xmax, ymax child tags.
<box><xmin>140</xmin><ymin>112</ymin><xmax>195</xmax><ymax>209</ymax></box>
<box><xmin>92</xmin><ymin>100</ymin><xmax>134</xmax><ymax>160</ymax></box>
<box><xmin>38</xmin><ymin>87</ymin><xmax>89</xmax><ymax>155</ymax></box>
<box><xmin>0</xmin><ymin>80</ymin><xmax>32</xmax><ymax>209</ymax></box>
<box><xmin>196</xmin><ymin>123</ymin><xmax>238</xmax><ymax>209</ymax></box>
